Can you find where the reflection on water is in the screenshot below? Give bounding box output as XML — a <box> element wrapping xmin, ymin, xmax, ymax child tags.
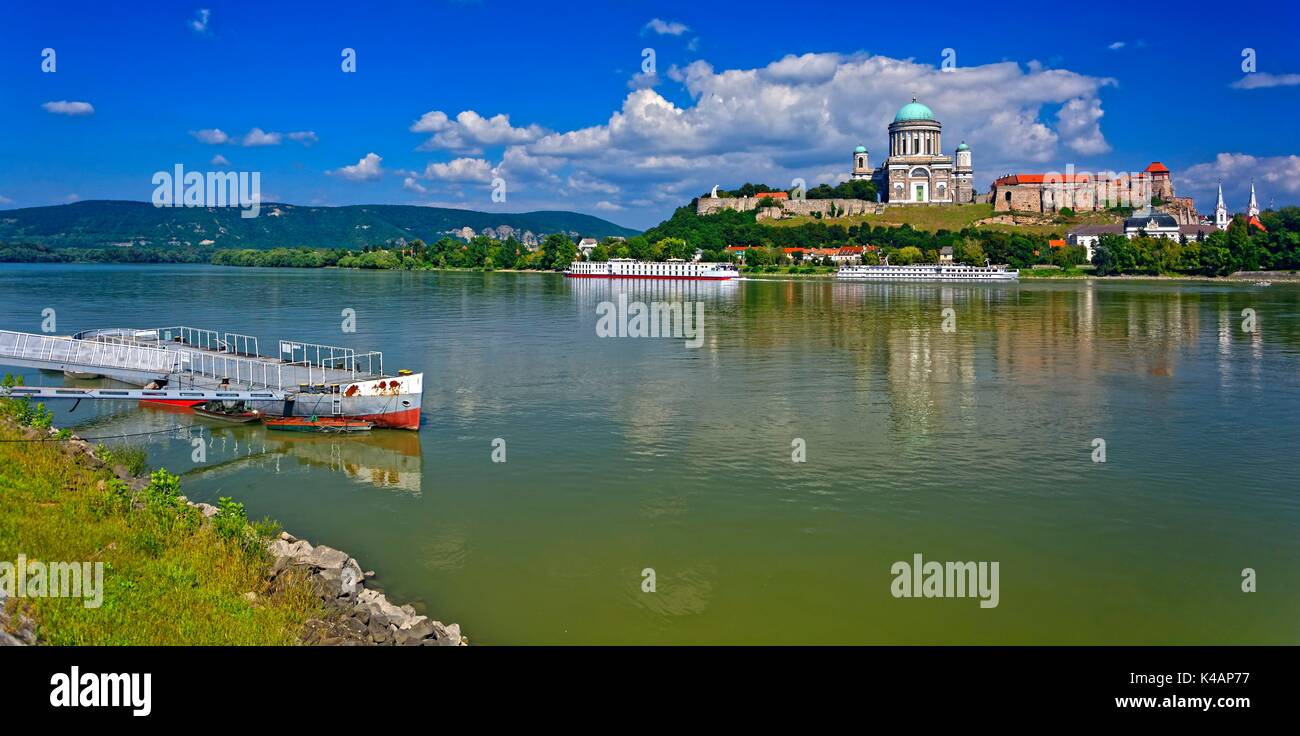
<box><xmin>2</xmin><ymin>265</ymin><xmax>1298</xmax><ymax>644</ymax></box>
<box><xmin>76</xmin><ymin>404</ymin><xmax>424</xmax><ymax>494</ymax></box>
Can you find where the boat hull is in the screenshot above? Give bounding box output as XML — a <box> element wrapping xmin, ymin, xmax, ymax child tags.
<box><xmin>246</xmin><ymin>373</ymin><xmax>423</xmax><ymax>430</ymax></box>
<box><xmin>563</xmin><ymin>273</ymin><xmax>736</xmax><ymax>281</ymax></box>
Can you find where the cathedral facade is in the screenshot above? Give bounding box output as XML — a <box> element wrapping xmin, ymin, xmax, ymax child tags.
<box><xmin>851</xmin><ymin>99</ymin><xmax>975</xmax><ymax>205</ymax></box>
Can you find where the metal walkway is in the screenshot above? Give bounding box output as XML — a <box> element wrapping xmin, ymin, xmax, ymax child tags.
<box><xmin>1</xmin><ymin>386</ymin><xmax>286</xmax><ymax>402</ymax></box>
<box><xmin>0</xmin><ymin>325</ymin><xmax>391</xmax><ymax>398</ymax></box>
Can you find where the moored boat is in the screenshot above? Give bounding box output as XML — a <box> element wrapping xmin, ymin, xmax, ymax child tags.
<box><xmin>565</xmin><ymin>258</ymin><xmax>739</xmax><ymax>280</ymax></box>
<box><xmin>193</xmin><ymin>402</ymin><xmax>262</xmax><ymax>423</ymax></box>
<box><xmin>263</xmin><ymin>416</ymin><xmax>375</xmax><ymax>433</ymax></box>
<box><xmin>838</xmin><ymin>257</ymin><xmax>1018</xmax><ymax>282</ymax></box>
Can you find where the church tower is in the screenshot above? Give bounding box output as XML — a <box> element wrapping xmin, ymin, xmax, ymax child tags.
<box><xmin>851</xmin><ymin>145</ymin><xmax>870</xmax><ymax>180</ymax></box>
<box><xmin>954</xmin><ymin>141</ymin><xmax>973</xmax><ymax>203</ymax></box>
<box><xmin>1247</xmin><ymin>180</ymin><xmax>1260</xmax><ymax>218</ymax></box>
<box><xmin>1214</xmin><ymin>181</ymin><xmax>1230</xmax><ymax>230</ymax></box>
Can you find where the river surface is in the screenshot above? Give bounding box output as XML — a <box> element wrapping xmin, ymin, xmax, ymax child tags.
<box><xmin>1</xmin><ymin>263</ymin><xmax>1298</xmax><ymax>644</ymax></box>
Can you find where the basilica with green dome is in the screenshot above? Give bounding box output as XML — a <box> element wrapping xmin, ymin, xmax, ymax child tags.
<box><xmin>850</xmin><ymin>98</ymin><xmax>975</xmax><ymax>205</ymax></box>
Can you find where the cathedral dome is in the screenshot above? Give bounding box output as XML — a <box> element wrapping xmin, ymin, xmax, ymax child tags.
<box><xmin>894</xmin><ymin>99</ymin><xmax>934</xmax><ymax>122</ymax></box>
<box><xmin>955</xmin><ymin>141</ymin><xmax>970</xmax><ymax>152</ymax></box>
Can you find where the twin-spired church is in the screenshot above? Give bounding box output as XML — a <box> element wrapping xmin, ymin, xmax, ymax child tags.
<box><xmin>850</xmin><ymin>98</ymin><xmax>975</xmax><ymax>204</ymax></box>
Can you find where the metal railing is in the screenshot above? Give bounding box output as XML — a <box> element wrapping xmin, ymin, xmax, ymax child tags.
<box><xmin>0</xmin><ymin>329</ymin><xmax>181</xmax><ymax>374</ymax></box>
<box><xmin>279</xmin><ymin>340</ymin><xmax>382</xmax><ymax>378</ymax></box>
<box><xmin>155</xmin><ymin>325</ymin><xmax>225</xmax><ymax>352</ymax></box>
<box><xmin>223</xmin><ymin>332</ymin><xmax>260</xmax><ymax>357</ymax></box>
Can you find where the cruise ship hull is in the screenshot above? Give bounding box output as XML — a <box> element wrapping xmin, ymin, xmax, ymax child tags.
<box><xmin>564</xmin><ymin>273</ymin><xmax>736</xmax><ymax>281</ymax></box>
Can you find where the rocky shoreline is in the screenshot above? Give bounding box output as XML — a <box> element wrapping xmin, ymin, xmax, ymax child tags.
<box><xmin>0</xmin><ymin>420</ymin><xmax>465</xmax><ymax>646</ymax></box>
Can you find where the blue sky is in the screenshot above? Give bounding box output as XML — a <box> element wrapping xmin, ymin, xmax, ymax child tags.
<box><xmin>1</xmin><ymin>0</ymin><xmax>1297</xmax><ymax>229</ymax></box>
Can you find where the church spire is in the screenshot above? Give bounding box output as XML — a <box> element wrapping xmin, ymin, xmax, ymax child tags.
<box><xmin>1247</xmin><ymin>180</ymin><xmax>1260</xmax><ymax>218</ymax></box>
<box><xmin>1215</xmin><ymin>179</ymin><xmax>1229</xmax><ymax>230</ymax></box>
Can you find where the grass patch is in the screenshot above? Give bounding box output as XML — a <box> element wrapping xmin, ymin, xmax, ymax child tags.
<box><xmin>769</xmin><ymin>203</ymin><xmax>1124</xmax><ymax>239</ymax></box>
<box><xmin>0</xmin><ymin>397</ymin><xmax>321</xmax><ymax>644</ymax></box>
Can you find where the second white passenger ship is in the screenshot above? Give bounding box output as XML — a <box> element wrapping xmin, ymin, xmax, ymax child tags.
<box><xmin>837</xmin><ymin>260</ymin><xmax>1019</xmax><ymax>282</ymax></box>
<box><xmin>564</xmin><ymin>258</ymin><xmax>740</xmax><ymax>281</ymax></box>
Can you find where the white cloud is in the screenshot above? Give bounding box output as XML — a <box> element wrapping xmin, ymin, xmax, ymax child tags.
<box><xmin>210</xmin><ymin>154</ymin><xmax>230</xmax><ymax>166</ymax></box>
<box><xmin>190</xmin><ymin>8</ymin><xmax>211</xmax><ymax>34</ymax></box>
<box><xmin>42</xmin><ymin>100</ymin><xmax>94</xmax><ymax>116</ymax></box>
<box><xmin>1107</xmin><ymin>41</ymin><xmax>1126</xmax><ymax>50</ymax></box>
<box><xmin>593</xmin><ymin>200</ymin><xmax>624</xmax><ymax>211</ymax></box>
<box><xmin>241</xmin><ymin>127</ymin><xmax>282</xmax><ymax>146</ymax></box>
<box><xmin>191</xmin><ymin>128</ymin><xmax>229</xmax><ymax>144</ymax></box>
<box><xmin>1056</xmin><ymin>97</ymin><xmax>1110</xmax><ymax>155</ymax></box>
<box><xmin>402</xmin><ymin>177</ymin><xmax>428</xmax><ymax>194</ymax></box>
<box><xmin>406</xmin><ymin>51</ymin><xmax>1118</xmax><ymax>224</ymax></box>
<box><xmin>1231</xmin><ymin>72</ymin><xmax>1300</xmax><ymax>90</ymax></box>
<box><xmin>329</xmin><ymin>153</ymin><xmax>384</xmax><ymax>181</ymax></box>
<box><xmin>410</xmin><ymin>110</ymin><xmax>546</xmax><ymax>151</ymax></box>
<box><xmin>645</xmin><ymin>18</ymin><xmax>689</xmax><ymax>36</ymax></box>
<box><xmin>65</xmin><ymin>194</ymin><xmax>80</xmax><ymax>202</ymax></box>
<box><xmin>421</xmin><ymin>157</ymin><xmax>496</xmax><ymax>182</ymax></box>
<box><xmin>288</xmin><ymin>131</ymin><xmax>319</xmax><ymax>145</ymax></box>
<box><xmin>0</xmin><ymin>195</ymin><xmax>14</xmax><ymax>205</ymax></box>
<box><xmin>1183</xmin><ymin>153</ymin><xmax>1300</xmax><ymax>211</ymax></box>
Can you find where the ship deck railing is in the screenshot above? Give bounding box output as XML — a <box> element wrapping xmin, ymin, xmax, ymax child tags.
<box><xmin>64</xmin><ymin>326</ymin><xmax>388</xmax><ymax>390</ymax></box>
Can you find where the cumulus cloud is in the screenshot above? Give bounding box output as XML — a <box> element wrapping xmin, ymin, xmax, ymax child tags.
<box><xmin>406</xmin><ymin>51</ymin><xmax>1118</xmax><ymax>223</ymax></box>
<box><xmin>1056</xmin><ymin>97</ymin><xmax>1110</xmax><ymax>155</ymax></box>
<box><xmin>210</xmin><ymin>154</ymin><xmax>230</xmax><ymax>166</ymax></box>
<box><xmin>644</xmin><ymin>19</ymin><xmax>689</xmax><ymax>36</ymax></box>
<box><xmin>190</xmin><ymin>8</ymin><xmax>211</xmax><ymax>34</ymax></box>
<box><xmin>1107</xmin><ymin>41</ymin><xmax>1126</xmax><ymax>50</ymax></box>
<box><xmin>241</xmin><ymin>127</ymin><xmax>282</xmax><ymax>146</ymax></box>
<box><xmin>191</xmin><ymin>128</ymin><xmax>229</xmax><ymax>144</ymax></box>
<box><xmin>420</xmin><ymin>157</ymin><xmax>497</xmax><ymax>182</ymax></box>
<box><xmin>1183</xmin><ymin>153</ymin><xmax>1300</xmax><ymax>211</ymax></box>
<box><xmin>42</xmin><ymin>100</ymin><xmax>94</xmax><ymax>116</ymax></box>
<box><xmin>192</xmin><ymin>127</ymin><xmax>314</xmax><ymax>146</ymax></box>
<box><xmin>410</xmin><ymin>110</ymin><xmax>546</xmax><ymax>152</ymax></box>
<box><xmin>329</xmin><ymin>153</ymin><xmax>384</xmax><ymax>181</ymax></box>
<box><xmin>1231</xmin><ymin>72</ymin><xmax>1300</xmax><ymax>90</ymax></box>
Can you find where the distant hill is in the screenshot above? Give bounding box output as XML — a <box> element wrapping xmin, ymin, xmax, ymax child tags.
<box><xmin>0</xmin><ymin>200</ymin><xmax>639</xmax><ymax>249</ymax></box>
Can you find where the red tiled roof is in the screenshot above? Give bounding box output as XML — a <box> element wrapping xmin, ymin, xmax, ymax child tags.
<box><xmin>753</xmin><ymin>191</ymin><xmax>789</xmax><ymax>199</ymax></box>
<box><xmin>1248</xmin><ymin>215</ymin><xmax>1267</xmax><ymax>232</ymax></box>
<box><xmin>1048</xmin><ymin>239</ymin><xmax>1066</xmax><ymax>248</ymax></box>
<box><xmin>725</xmin><ymin>245</ymin><xmax>749</xmax><ymax>251</ymax></box>
<box><xmin>993</xmin><ymin>174</ymin><xmax>1091</xmax><ymax>185</ymax></box>
<box><xmin>1144</xmin><ymin>162</ymin><xmax>1170</xmax><ymax>174</ymax></box>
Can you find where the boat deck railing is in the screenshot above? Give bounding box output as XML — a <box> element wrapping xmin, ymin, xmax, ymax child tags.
<box><xmin>64</xmin><ymin>326</ymin><xmax>388</xmax><ymax>390</ymax></box>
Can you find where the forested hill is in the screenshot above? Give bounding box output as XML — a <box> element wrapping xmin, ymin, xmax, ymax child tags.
<box><xmin>0</xmin><ymin>200</ymin><xmax>639</xmax><ymax>249</ymax></box>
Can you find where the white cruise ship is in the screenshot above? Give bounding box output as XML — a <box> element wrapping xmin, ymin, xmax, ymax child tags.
<box><xmin>838</xmin><ymin>258</ymin><xmax>1018</xmax><ymax>282</ymax></box>
<box><xmin>564</xmin><ymin>258</ymin><xmax>740</xmax><ymax>281</ymax></box>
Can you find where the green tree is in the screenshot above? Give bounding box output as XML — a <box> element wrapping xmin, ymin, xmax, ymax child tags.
<box><xmin>541</xmin><ymin>233</ymin><xmax>577</xmax><ymax>270</ymax></box>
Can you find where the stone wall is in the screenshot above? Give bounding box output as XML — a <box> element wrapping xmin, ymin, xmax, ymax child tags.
<box><xmin>696</xmin><ymin>196</ymin><xmax>884</xmax><ymax>219</ymax></box>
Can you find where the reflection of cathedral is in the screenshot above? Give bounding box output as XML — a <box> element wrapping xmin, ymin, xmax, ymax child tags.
<box><xmin>851</xmin><ymin>98</ymin><xmax>974</xmax><ymax>205</ymax></box>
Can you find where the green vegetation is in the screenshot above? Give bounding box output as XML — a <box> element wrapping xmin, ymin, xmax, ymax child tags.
<box><xmin>706</xmin><ymin>180</ymin><xmax>877</xmax><ymax>201</ymax></box>
<box><xmin>0</xmin><ymin>200</ymin><xmax>637</xmax><ymax>251</ymax></box>
<box><xmin>0</xmin><ymin>375</ymin><xmax>320</xmax><ymax>644</ymax></box>
<box><xmin>1093</xmin><ymin>212</ymin><xmax>1300</xmax><ymax>276</ymax></box>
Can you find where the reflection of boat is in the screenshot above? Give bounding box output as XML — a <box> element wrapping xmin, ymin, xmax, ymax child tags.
<box><xmin>263</xmin><ymin>416</ymin><xmax>374</xmax><ymax>433</ymax></box>
<box><xmin>63</xmin><ymin>369</ymin><xmax>102</xmax><ymax>379</ymax></box>
<box><xmin>193</xmin><ymin>402</ymin><xmax>261</xmax><ymax>423</ymax></box>
<box><xmin>141</xmin><ymin>398</ymin><xmax>204</xmax><ymax>408</ymax></box>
